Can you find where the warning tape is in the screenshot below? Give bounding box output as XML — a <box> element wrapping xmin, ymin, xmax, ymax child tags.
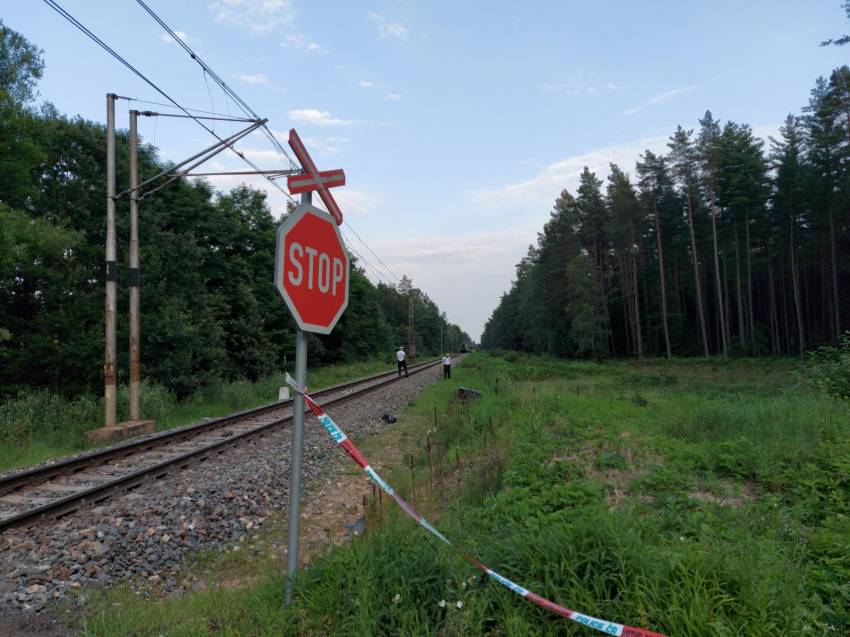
<box><xmin>285</xmin><ymin>373</ymin><xmax>668</xmax><ymax>637</ymax></box>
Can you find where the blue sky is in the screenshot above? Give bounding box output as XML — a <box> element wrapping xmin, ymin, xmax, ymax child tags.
<box><xmin>5</xmin><ymin>1</ymin><xmax>849</xmax><ymax>339</ymax></box>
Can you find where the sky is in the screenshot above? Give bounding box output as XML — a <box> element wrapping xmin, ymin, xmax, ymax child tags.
<box><xmin>5</xmin><ymin>1</ymin><xmax>850</xmax><ymax>340</ymax></box>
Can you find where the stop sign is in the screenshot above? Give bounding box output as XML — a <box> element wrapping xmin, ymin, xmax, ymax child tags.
<box><xmin>274</xmin><ymin>204</ymin><xmax>350</xmax><ymax>334</ymax></box>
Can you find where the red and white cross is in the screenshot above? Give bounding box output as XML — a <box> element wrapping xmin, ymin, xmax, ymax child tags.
<box><xmin>286</xmin><ymin>128</ymin><xmax>346</xmax><ymax>225</ymax></box>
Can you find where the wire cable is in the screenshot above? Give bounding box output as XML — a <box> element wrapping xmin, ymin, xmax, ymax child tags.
<box><xmin>134</xmin><ymin>0</ymin><xmax>299</xmax><ymax>173</ymax></box>
<box><xmin>339</xmin><ymin>228</ymin><xmax>397</xmax><ymax>287</ymax></box>
<box><xmin>42</xmin><ymin>0</ymin><xmax>298</xmax><ymax>206</ymax></box>
<box><xmin>343</xmin><ymin>221</ymin><xmax>401</xmax><ymax>283</ymax></box>
<box><xmin>128</xmin><ymin>98</ymin><xmax>243</xmax><ymax>119</ymax></box>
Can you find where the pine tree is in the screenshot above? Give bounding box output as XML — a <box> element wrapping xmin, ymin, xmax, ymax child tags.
<box><xmin>698</xmin><ymin>110</ymin><xmax>729</xmax><ymax>358</ymax></box>
<box><xmin>636</xmin><ymin>150</ymin><xmax>673</xmax><ymax>357</ymax></box>
<box><xmin>669</xmin><ymin>126</ymin><xmax>710</xmax><ymax>356</ymax></box>
<box><xmin>771</xmin><ymin>115</ymin><xmax>808</xmax><ymax>360</ymax></box>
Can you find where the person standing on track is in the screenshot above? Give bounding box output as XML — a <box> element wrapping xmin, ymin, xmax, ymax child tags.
<box><xmin>396</xmin><ymin>346</ymin><xmax>409</xmax><ymax>378</ymax></box>
<box><xmin>442</xmin><ymin>353</ymin><xmax>452</xmax><ymax>379</ymax></box>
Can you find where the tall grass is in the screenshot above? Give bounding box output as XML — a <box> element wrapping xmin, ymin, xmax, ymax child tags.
<box><xmin>77</xmin><ymin>354</ymin><xmax>850</xmax><ymax>636</ymax></box>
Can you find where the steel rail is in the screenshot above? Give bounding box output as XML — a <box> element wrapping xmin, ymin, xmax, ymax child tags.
<box><xmin>0</xmin><ymin>359</ymin><xmax>441</xmax><ymax>496</ymax></box>
<box><xmin>0</xmin><ymin>358</ymin><xmax>447</xmax><ymax>532</ymax></box>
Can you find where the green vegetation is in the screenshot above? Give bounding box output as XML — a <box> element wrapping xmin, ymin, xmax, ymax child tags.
<box><xmin>0</xmin><ymin>21</ymin><xmax>470</xmax><ymax>403</ymax></box>
<box><xmin>805</xmin><ymin>332</ymin><xmax>850</xmax><ymax>399</ymax></box>
<box><xmin>0</xmin><ymin>357</ymin><xmax>398</xmax><ymax>473</ymax></box>
<box><xmin>482</xmin><ymin>65</ymin><xmax>850</xmax><ymax>362</ymax></box>
<box><xmin>76</xmin><ymin>353</ymin><xmax>850</xmax><ymax>636</ymax></box>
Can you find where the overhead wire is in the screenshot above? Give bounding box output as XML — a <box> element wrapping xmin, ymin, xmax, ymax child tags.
<box><xmin>42</xmin><ymin>0</ymin><xmax>298</xmax><ymax>206</ymax></box>
<box><xmin>47</xmin><ymin>0</ymin><xmax>405</xmax><ymax>284</ymax></box>
<box><xmin>131</xmin><ymin>0</ymin><xmax>408</xmax><ymax>294</ymax></box>
<box><xmin>134</xmin><ymin>0</ymin><xmax>299</xmax><ymax>173</ymax></box>
<box><xmin>343</xmin><ymin>221</ymin><xmax>401</xmax><ymax>283</ymax></box>
<box><xmin>127</xmin><ymin>98</ymin><xmax>243</xmax><ymax>119</ymax></box>
<box><xmin>339</xmin><ymin>228</ymin><xmax>397</xmax><ymax>287</ymax></box>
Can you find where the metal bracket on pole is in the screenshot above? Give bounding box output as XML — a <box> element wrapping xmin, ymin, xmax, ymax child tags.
<box><xmin>116</xmin><ymin>118</ymin><xmax>267</xmax><ymax>200</ymax></box>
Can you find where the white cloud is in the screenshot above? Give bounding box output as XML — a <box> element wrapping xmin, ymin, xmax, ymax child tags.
<box><xmin>335</xmin><ymin>189</ymin><xmax>380</xmax><ymax>216</ymax></box>
<box><xmin>212</xmin><ymin>0</ymin><xmax>295</xmax><ymax>34</ymax></box>
<box><xmin>366</xmin><ymin>227</ymin><xmax>539</xmax><ymax>339</ymax></box>
<box><xmin>619</xmin><ymin>85</ymin><xmax>697</xmax><ymax>117</ymax></box>
<box><xmin>369</xmin><ymin>13</ymin><xmax>409</xmax><ymax>39</ymax></box>
<box><xmin>281</xmin><ymin>33</ymin><xmax>326</xmax><ymax>53</ymax></box>
<box><xmin>357</xmin><ymin>79</ymin><xmax>402</xmax><ymax>101</ymax></box>
<box><xmin>264</xmin><ymin>129</ymin><xmax>351</xmax><ymax>157</ymax></box>
<box><xmin>471</xmin><ymin>134</ymin><xmax>671</xmax><ymax>213</ymax></box>
<box><xmin>289</xmin><ymin>109</ymin><xmax>353</xmax><ymax>127</ymax></box>
<box><xmin>160</xmin><ymin>30</ymin><xmax>193</xmax><ymax>44</ymax></box>
<box><xmin>239</xmin><ymin>73</ymin><xmax>269</xmax><ymax>84</ymax></box>
<box><xmin>542</xmin><ymin>79</ymin><xmax>621</xmax><ymax>96</ymax></box>
<box><xmin>302</xmin><ymin>136</ymin><xmax>351</xmax><ymax>156</ymax></box>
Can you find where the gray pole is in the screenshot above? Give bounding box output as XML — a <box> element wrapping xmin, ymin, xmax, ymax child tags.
<box><xmin>285</xmin><ymin>190</ymin><xmax>311</xmax><ymax>605</ymax></box>
<box><xmin>104</xmin><ymin>93</ymin><xmax>118</xmax><ymax>428</ymax></box>
<box><xmin>128</xmin><ymin>110</ymin><xmax>141</xmax><ymax>421</ymax></box>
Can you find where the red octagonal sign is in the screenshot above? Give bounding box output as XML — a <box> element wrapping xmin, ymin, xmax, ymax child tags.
<box><xmin>275</xmin><ymin>204</ymin><xmax>350</xmax><ymax>334</ymax></box>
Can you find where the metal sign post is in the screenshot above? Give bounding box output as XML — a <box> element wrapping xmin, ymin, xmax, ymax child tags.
<box><xmin>284</xmin><ymin>191</ymin><xmax>311</xmax><ymax>606</ymax></box>
<box><xmin>277</xmin><ymin>130</ymin><xmax>349</xmax><ymax>605</ymax></box>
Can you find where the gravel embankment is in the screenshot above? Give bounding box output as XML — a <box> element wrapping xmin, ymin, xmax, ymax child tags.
<box><xmin>0</xmin><ymin>364</ymin><xmax>446</xmax><ymax>619</ymax></box>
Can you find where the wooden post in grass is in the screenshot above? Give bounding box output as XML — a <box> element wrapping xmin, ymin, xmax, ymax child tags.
<box><xmin>426</xmin><ymin>435</ymin><xmax>433</xmax><ymax>490</ymax></box>
<box><xmin>409</xmin><ymin>454</ymin><xmax>416</xmax><ymax>506</ymax></box>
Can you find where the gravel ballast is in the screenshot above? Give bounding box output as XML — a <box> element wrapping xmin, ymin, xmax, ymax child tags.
<box><xmin>0</xmin><ymin>363</ymin><xmax>450</xmax><ymax>620</ymax></box>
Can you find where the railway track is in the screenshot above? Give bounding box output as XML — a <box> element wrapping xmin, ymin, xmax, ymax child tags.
<box><xmin>0</xmin><ymin>358</ymin><xmax>445</xmax><ymax>533</ymax></box>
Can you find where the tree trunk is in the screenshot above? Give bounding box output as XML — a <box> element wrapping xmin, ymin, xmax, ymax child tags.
<box><xmin>829</xmin><ymin>209</ymin><xmax>840</xmax><ymax>341</ymax></box>
<box><xmin>734</xmin><ymin>218</ymin><xmax>746</xmax><ymax>348</ymax></box>
<box><xmin>790</xmin><ymin>211</ymin><xmax>805</xmax><ymax>360</ymax></box>
<box><xmin>654</xmin><ymin>199</ymin><xmax>672</xmax><ymax>358</ymax></box>
<box><xmin>709</xmin><ymin>190</ymin><xmax>728</xmax><ymax>358</ymax></box>
<box><xmin>686</xmin><ymin>185</ymin><xmax>710</xmax><ymax>357</ymax></box>
<box><xmin>746</xmin><ymin>214</ymin><xmax>754</xmax><ymax>354</ymax></box>
<box><xmin>818</xmin><ymin>246</ymin><xmax>824</xmax><ymax>338</ymax></box>
<box><xmin>803</xmin><ymin>252</ymin><xmax>813</xmax><ymax>341</ymax></box>
<box><xmin>768</xmin><ymin>253</ymin><xmax>779</xmax><ymax>355</ymax></box>
<box><xmin>723</xmin><ymin>252</ymin><xmax>732</xmax><ymax>349</ymax></box>
<box><xmin>633</xmin><ymin>251</ymin><xmax>643</xmax><ymax>359</ymax></box>
<box><xmin>780</xmin><ymin>260</ymin><xmax>790</xmax><ymax>355</ymax></box>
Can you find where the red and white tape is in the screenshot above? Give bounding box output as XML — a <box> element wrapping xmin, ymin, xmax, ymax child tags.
<box><xmin>285</xmin><ymin>373</ymin><xmax>667</xmax><ymax>637</ymax></box>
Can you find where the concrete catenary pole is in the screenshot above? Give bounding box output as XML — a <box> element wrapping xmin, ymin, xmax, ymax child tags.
<box><xmin>104</xmin><ymin>93</ymin><xmax>118</xmax><ymax>428</ymax></box>
<box><xmin>285</xmin><ymin>190</ymin><xmax>311</xmax><ymax>605</ymax></box>
<box><xmin>128</xmin><ymin>110</ymin><xmax>141</xmax><ymax>421</ymax></box>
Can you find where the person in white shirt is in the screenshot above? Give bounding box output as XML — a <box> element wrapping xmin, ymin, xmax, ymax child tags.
<box><xmin>396</xmin><ymin>347</ymin><xmax>408</xmax><ymax>378</ymax></box>
<box><xmin>442</xmin><ymin>353</ymin><xmax>452</xmax><ymax>379</ymax></box>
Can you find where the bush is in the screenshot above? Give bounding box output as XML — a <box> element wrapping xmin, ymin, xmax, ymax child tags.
<box><xmin>0</xmin><ymin>389</ymin><xmax>100</xmax><ymax>449</ymax></box>
<box><xmin>806</xmin><ymin>333</ymin><xmax>850</xmax><ymax>399</ymax></box>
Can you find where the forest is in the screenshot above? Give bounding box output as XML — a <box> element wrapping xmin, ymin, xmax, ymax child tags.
<box><xmin>482</xmin><ymin>67</ymin><xmax>850</xmax><ymax>360</ymax></box>
<box><xmin>0</xmin><ymin>21</ymin><xmax>471</xmax><ymax>400</ymax></box>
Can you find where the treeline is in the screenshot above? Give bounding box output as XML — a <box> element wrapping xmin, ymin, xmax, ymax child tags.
<box><xmin>0</xmin><ymin>22</ymin><xmax>470</xmax><ymax>399</ymax></box>
<box><xmin>482</xmin><ymin>66</ymin><xmax>850</xmax><ymax>360</ymax></box>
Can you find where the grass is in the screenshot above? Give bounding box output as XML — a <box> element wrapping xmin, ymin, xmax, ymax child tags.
<box><xmin>73</xmin><ymin>353</ymin><xmax>850</xmax><ymax>635</ymax></box>
<box><xmin>0</xmin><ymin>357</ymin><xmax>402</xmax><ymax>473</ymax></box>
